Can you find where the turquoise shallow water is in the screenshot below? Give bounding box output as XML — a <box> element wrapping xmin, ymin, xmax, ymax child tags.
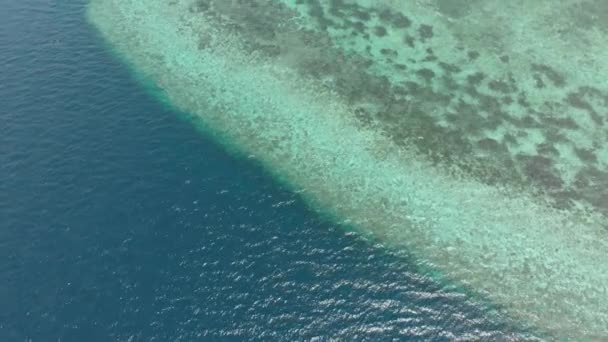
<box><xmin>85</xmin><ymin>0</ymin><xmax>608</xmax><ymax>339</ymax></box>
<box><xmin>0</xmin><ymin>0</ymin><xmax>544</xmax><ymax>340</ymax></box>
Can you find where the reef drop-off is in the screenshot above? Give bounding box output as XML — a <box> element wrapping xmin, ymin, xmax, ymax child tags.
<box><xmin>87</xmin><ymin>0</ymin><xmax>608</xmax><ymax>339</ymax></box>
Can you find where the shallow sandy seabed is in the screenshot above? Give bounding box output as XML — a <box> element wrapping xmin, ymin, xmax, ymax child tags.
<box><xmin>87</xmin><ymin>0</ymin><xmax>608</xmax><ymax>339</ymax></box>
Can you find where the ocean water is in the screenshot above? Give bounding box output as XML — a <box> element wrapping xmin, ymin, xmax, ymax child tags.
<box><xmin>0</xmin><ymin>1</ymin><xmax>542</xmax><ymax>341</ymax></box>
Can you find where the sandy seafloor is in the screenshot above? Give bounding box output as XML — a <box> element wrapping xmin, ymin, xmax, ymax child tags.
<box><xmin>1</xmin><ymin>0</ymin><xmax>607</xmax><ymax>340</ymax></box>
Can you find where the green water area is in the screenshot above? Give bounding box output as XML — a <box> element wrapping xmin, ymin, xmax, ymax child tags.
<box><xmin>87</xmin><ymin>0</ymin><xmax>608</xmax><ymax>339</ymax></box>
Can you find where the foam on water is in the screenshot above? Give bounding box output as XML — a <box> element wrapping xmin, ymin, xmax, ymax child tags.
<box><xmin>87</xmin><ymin>0</ymin><xmax>608</xmax><ymax>339</ymax></box>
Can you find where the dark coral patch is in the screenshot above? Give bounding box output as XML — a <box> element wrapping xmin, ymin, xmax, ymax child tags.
<box><xmin>380</xmin><ymin>48</ymin><xmax>397</xmax><ymax>56</ymax></box>
<box><xmin>575</xmin><ymin>147</ymin><xmax>597</xmax><ymax>163</ymax></box>
<box><xmin>189</xmin><ymin>0</ymin><xmax>210</xmax><ymax>13</ymax></box>
<box><xmin>378</xmin><ymin>9</ymin><xmax>392</xmax><ymax>21</ymax></box>
<box><xmin>353</xmin><ymin>9</ymin><xmax>371</xmax><ymax>21</ymax></box>
<box><xmin>418</xmin><ymin>24</ymin><xmax>433</xmax><ymax>40</ymax></box>
<box><xmin>477</xmin><ymin>138</ymin><xmax>502</xmax><ymax>151</ymax></box>
<box><xmin>416</xmin><ymin>68</ymin><xmax>436</xmax><ymax>82</ymax></box>
<box><xmin>519</xmin><ymin>154</ymin><xmax>564</xmax><ymax>190</ymax></box>
<box><xmin>373</xmin><ymin>25</ymin><xmax>388</xmax><ymax>37</ymax></box>
<box><xmin>543</xmin><ymin>115</ymin><xmax>579</xmax><ymax>129</ymax></box>
<box><xmin>517</xmin><ymin>92</ymin><xmax>531</xmax><ymax>107</ymax></box>
<box><xmin>488</xmin><ymin>79</ymin><xmax>514</xmax><ymax>93</ymax></box>
<box><xmin>532</xmin><ymin>74</ymin><xmax>545</xmax><ymax>88</ymax></box>
<box><xmin>537</xmin><ymin>142</ymin><xmax>559</xmax><ymax>157</ymax></box>
<box><xmin>438</xmin><ymin>62</ymin><xmax>461</xmax><ymax>74</ymax></box>
<box><xmin>351</xmin><ymin>21</ymin><xmax>366</xmax><ymax>33</ymax></box>
<box><xmin>467</xmin><ymin>72</ymin><xmax>485</xmax><ymax>86</ymax></box>
<box><xmin>531</xmin><ymin>63</ymin><xmax>566</xmax><ymax>87</ymax></box>
<box><xmin>392</xmin><ymin>13</ymin><xmax>411</xmax><ymax>28</ymax></box>
<box><xmin>566</xmin><ymin>91</ymin><xmax>593</xmax><ymax>111</ymax></box>
<box><xmin>377</xmin><ymin>8</ymin><xmax>412</xmax><ymax>28</ymax></box>
<box><xmin>503</xmin><ymin>133</ymin><xmax>517</xmax><ymax>145</ymax></box>
<box><xmin>403</xmin><ymin>34</ymin><xmax>415</xmax><ymax>47</ymax></box>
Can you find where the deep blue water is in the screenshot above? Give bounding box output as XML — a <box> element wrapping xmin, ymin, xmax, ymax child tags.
<box><xmin>0</xmin><ymin>1</ymin><xmax>537</xmax><ymax>341</ymax></box>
